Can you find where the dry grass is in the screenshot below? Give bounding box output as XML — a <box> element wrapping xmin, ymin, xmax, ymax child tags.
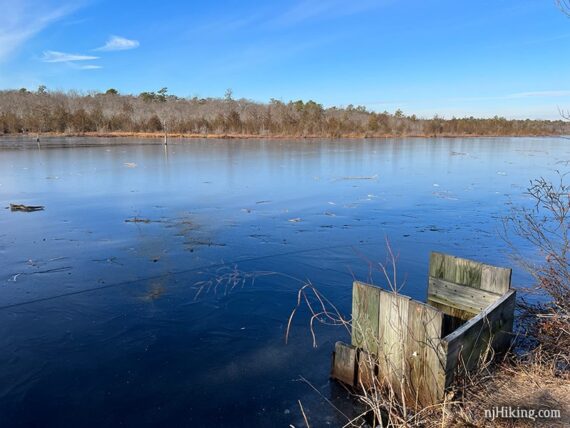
<box><xmin>192</xmin><ymin>265</ymin><xmax>275</xmax><ymax>299</ymax></box>
<box><xmin>457</xmin><ymin>353</ymin><xmax>570</xmax><ymax>427</ymax></box>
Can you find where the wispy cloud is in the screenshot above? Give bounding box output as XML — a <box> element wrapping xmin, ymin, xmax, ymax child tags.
<box><xmin>188</xmin><ymin>14</ymin><xmax>262</xmax><ymax>38</ymax></box>
<box><xmin>95</xmin><ymin>35</ymin><xmax>139</xmax><ymax>51</ymax></box>
<box><xmin>41</xmin><ymin>50</ymin><xmax>98</xmax><ymax>62</ymax></box>
<box><xmin>40</xmin><ymin>49</ymin><xmax>102</xmax><ymax>71</ymax></box>
<box><xmin>366</xmin><ymin>90</ymin><xmax>570</xmax><ymax>109</ymax></box>
<box><xmin>77</xmin><ymin>64</ymin><xmax>102</xmax><ymax>70</ymax></box>
<box><xmin>272</xmin><ymin>1</ymin><xmax>339</xmax><ymax>26</ymax></box>
<box><xmin>507</xmin><ymin>90</ymin><xmax>570</xmax><ymax>98</ymax></box>
<box><xmin>267</xmin><ymin>0</ymin><xmax>385</xmax><ymax>28</ymax></box>
<box><xmin>211</xmin><ymin>34</ymin><xmax>339</xmax><ymax>75</ymax></box>
<box><xmin>0</xmin><ymin>1</ymin><xmax>78</xmax><ymax>62</ymax></box>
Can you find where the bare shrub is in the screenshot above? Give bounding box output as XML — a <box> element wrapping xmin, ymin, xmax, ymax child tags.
<box><xmin>504</xmin><ymin>173</ymin><xmax>570</xmax><ymax>366</ymax></box>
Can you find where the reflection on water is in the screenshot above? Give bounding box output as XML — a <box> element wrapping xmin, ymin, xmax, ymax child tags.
<box><xmin>0</xmin><ymin>137</ymin><xmax>566</xmax><ymax>427</ymax></box>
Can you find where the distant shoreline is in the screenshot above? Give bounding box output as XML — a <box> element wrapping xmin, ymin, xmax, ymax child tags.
<box><xmin>3</xmin><ymin>90</ymin><xmax>569</xmax><ymax>140</ymax></box>
<box><xmin>1</xmin><ymin>131</ymin><xmax>566</xmax><ymax>140</ymax></box>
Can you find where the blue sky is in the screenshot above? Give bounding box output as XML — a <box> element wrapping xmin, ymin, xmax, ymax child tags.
<box><xmin>1</xmin><ymin>0</ymin><xmax>569</xmax><ymax>119</ymax></box>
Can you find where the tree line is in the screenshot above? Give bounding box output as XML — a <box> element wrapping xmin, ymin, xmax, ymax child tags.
<box><xmin>1</xmin><ymin>87</ymin><xmax>569</xmax><ymax>138</ymax></box>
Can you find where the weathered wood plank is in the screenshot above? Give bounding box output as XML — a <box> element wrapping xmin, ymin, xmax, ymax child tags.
<box><xmin>430</xmin><ymin>252</ymin><xmax>482</xmax><ymax>287</ymax></box>
<box><xmin>379</xmin><ymin>292</ymin><xmax>410</xmax><ymax>385</ymax></box>
<box><xmin>331</xmin><ymin>341</ymin><xmax>357</xmax><ymax>387</ymax></box>
<box><xmin>428</xmin><ymin>253</ymin><xmax>512</xmax><ymax>323</ymax></box>
<box><xmin>428</xmin><ymin>252</ymin><xmax>449</xmax><ymax>281</ymax></box>
<box><xmin>405</xmin><ymin>300</ymin><xmax>427</xmax><ymax>403</ymax></box>
<box><xmin>429</xmin><ymin>298</ymin><xmax>474</xmax><ymax>322</ymax></box>
<box><xmin>453</xmin><ymin>257</ymin><xmax>483</xmax><ymax>288</ymax></box>
<box><xmin>442</xmin><ymin>289</ymin><xmax>516</xmax><ymax>387</ymax></box>
<box><xmin>481</xmin><ymin>265</ymin><xmax>512</xmax><ymax>294</ymax></box>
<box><xmin>377</xmin><ymin>289</ymin><xmax>390</xmax><ymax>377</ymax></box>
<box><xmin>405</xmin><ymin>299</ymin><xmax>445</xmax><ymax>406</ymax></box>
<box><xmin>429</xmin><ymin>252</ymin><xmax>512</xmax><ymax>292</ymax></box>
<box><xmin>432</xmin><ymin>339</ymin><xmax>448</xmax><ymax>401</ymax></box>
<box><xmin>428</xmin><ymin>295</ymin><xmax>481</xmax><ymax>319</ymax></box>
<box><xmin>430</xmin><ymin>276</ymin><xmax>501</xmax><ymax>302</ymax></box>
<box><xmin>444</xmin><ymin>288</ymin><xmax>516</xmax><ymax>345</ymax></box>
<box><xmin>428</xmin><ymin>277</ymin><xmax>501</xmax><ymax>314</ymax></box>
<box><xmin>421</xmin><ymin>305</ymin><xmax>447</xmax><ymax>404</ymax></box>
<box><xmin>352</xmin><ymin>281</ymin><xmax>381</xmax><ymax>355</ymax></box>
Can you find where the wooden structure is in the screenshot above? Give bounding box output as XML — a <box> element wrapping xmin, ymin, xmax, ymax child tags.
<box><xmin>331</xmin><ymin>252</ymin><xmax>516</xmax><ymax>406</ymax></box>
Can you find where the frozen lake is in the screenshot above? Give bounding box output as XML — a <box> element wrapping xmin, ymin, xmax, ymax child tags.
<box><xmin>0</xmin><ymin>136</ymin><xmax>566</xmax><ymax>427</ymax></box>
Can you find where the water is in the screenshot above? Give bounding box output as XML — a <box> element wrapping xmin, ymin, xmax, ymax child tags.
<box><xmin>0</xmin><ymin>137</ymin><xmax>566</xmax><ymax>427</ymax></box>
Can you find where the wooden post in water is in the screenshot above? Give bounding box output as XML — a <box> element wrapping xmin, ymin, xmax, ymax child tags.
<box><xmin>331</xmin><ymin>342</ymin><xmax>357</xmax><ymax>386</ymax></box>
<box><xmin>162</xmin><ymin>120</ymin><xmax>169</xmax><ymax>160</ymax></box>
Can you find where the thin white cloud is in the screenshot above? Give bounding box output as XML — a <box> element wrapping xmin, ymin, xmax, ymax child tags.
<box><xmin>267</xmin><ymin>0</ymin><xmax>386</xmax><ymax>28</ymax></box>
<box><xmin>212</xmin><ymin>35</ymin><xmax>339</xmax><ymax>74</ymax></box>
<box><xmin>189</xmin><ymin>14</ymin><xmax>261</xmax><ymax>37</ymax></box>
<box><xmin>95</xmin><ymin>35</ymin><xmax>139</xmax><ymax>51</ymax></box>
<box><xmin>0</xmin><ymin>1</ymin><xmax>78</xmax><ymax>62</ymax></box>
<box><xmin>77</xmin><ymin>64</ymin><xmax>102</xmax><ymax>70</ymax></box>
<box><xmin>273</xmin><ymin>1</ymin><xmax>338</xmax><ymax>26</ymax></box>
<box><xmin>507</xmin><ymin>90</ymin><xmax>570</xmax><ymax>98</ymax></box>
<box><xmin>41</xmin><ymin>50</ymin><xmax>98</xmax><ymax>62</ymax></box>
<box><xmin>366</xmin><ymin>90</ymin><xmax>570</xmax><ymax>108</ymax></box>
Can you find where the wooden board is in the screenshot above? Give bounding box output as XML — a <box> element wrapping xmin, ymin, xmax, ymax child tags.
<box><xmin>442</xmin><ymin>289</ymin><xmax>516</xmax><ymax>387</ymax></box>
<box><xmin>429</xmin><ymin>252</ymin><xmax>511</xmax><ymax>292</ymax></box>
<box><xmin>405</xmin><ymin>299</ymin><xmax>446</xmax><ymax>406</ymax></box>
<box><xmin>429</xmin><ymin>252</ymin><xmax>482</xmax><ymax>287</ymax></box>
<box><xmin>352</xmin><ymin>281</ymin><xmax>381</xmax><ymax>355</ymax></box>
<box><xmin>378</xmin><ymin>291</ymin><xmax>410</xmax><ymax>383</ymax></box>
<box><xmin>428</xmin><ymin>252</ymin><xmax>512</xmax><ymax>321</ymax></box>
<box><xmin>481</xmin><ymin>265</ymin><xmax>512</xmax><ymax>295</ymax></box>
<box><xmin>428</xmin><ymin>277</ymin><xmax>502</xmax><ymax>317</ymax></box>
<box><xmin>331</xmin><ymin>341</ymin><xmax>357</xmax><ymax>387</ymax></box>
<box><xmin>429</xmin><ymin>277</ymin><xmax>501</xmax><ymax>306</ymax></box>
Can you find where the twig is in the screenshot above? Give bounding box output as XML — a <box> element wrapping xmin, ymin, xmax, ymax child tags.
<box><xmin>298</xmin><ymin>400</ymin><xmax>310</xmax><ymax>428</ymax></box>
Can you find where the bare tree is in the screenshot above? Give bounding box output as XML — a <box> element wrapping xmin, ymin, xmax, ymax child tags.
<box><xmin>1</xmin><ymin>89</ymin><xmax>570</xmax><ymax>137</ymax></box>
